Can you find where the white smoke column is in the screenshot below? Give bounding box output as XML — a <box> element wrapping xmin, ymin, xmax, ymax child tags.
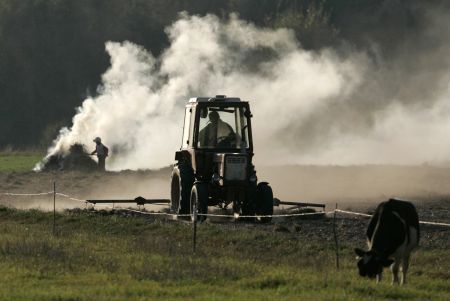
<box><xmin>306</xmin><ymin>87</ymin><xmax>450</xmax><ymax>165</ymax></box>
<box><xmin>37</xmin><ymin>13</ymin><xmax>361</xmax><ymax>171</ymax></box>
<box><xmin>37</xmin><ymin>12</ymin><xmax>450</xmax><ymax>170</ymax></box>
<box><xmin>39</xmin><ymin>41</ymin><xmax>183</xmax><ymax>170</ymax></box>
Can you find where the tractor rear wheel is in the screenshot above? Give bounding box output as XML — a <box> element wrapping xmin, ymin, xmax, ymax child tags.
<box><xmin>190</xmin><ymin>183</ymin><xmax>208</xmax><ymax>222</ymax></box>
<box><xmin>256</xmin><ymin>182</ymin><xmax>273</xmax><ymax>223</ymax></box>
<box><xmin>170</xmin><ymin>162</ymin><xmax>194</xmax><ymax>215</ymax></box>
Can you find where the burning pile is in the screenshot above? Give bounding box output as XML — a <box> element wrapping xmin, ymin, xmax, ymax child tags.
<box><xmin>41</xmin><ymin>144</ymin><xmax>98</xmax><ymax>171</ymax></box>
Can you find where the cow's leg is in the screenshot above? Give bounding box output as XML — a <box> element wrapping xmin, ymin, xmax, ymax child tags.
<box><xmin>376</xmin><ymin>272</ymin><xmax>382</xmax><ymax>283</ymax></box>
<box><xmin>391</xmin><ymin>260</ymin><xmax>400</xmax><ymax>285</ymax></box>
<box><xmin>401</xmin><ymin>255</ymin><xmax>410</xmax><ymax>285</ymax></box>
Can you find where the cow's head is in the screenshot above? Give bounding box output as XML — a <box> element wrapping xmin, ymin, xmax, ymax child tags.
<box><xmin>354</xmin><ymin>248</ymin><xmax>394</xmax><ymax>278</ymax></box>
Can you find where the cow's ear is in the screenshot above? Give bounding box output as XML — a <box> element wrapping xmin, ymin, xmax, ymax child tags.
<box><xmin>354</xmin><ymin>248</ymin><xmax>365</xmax><ymax>257</ymax></box>
<box><xmin>381</xmin><ymin>259</ymin><xmax>394</xmax><ymax>267</ymax></box>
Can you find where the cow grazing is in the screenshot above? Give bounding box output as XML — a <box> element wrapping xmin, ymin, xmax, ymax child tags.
<box><xmin>355</xmin><ymin>198</ymin><xmax>420</xmax><ymax>285</ymax></box>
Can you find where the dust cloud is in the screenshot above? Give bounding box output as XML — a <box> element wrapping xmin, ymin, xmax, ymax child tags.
<box><xmin>258</xmin><ymin>165</ymin><xmax>450</xmax><ymax>209</ymax></box>
<box><xmin>37</xmin><ymin>9</ymin><xmax>450</xmax><ymax>171</ymax></box>
<box><xmin>0</xmin><ymin>170</ymin><xmax>171</xmax><ymax>211</ymax></box>
<box><xmin>3</xmin><ymin>166</ymin><xmax>450</xmax><ymax>211</ymax></box>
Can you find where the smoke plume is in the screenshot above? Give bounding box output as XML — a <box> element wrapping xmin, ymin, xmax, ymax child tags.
<box><xmin>37</xmin><ymin>11</ymin><xmax>450</xmax><ymax>171</ymax></box>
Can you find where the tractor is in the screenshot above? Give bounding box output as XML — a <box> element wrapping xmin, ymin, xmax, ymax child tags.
<box><xmin>170</xmin><ymin>95</ymin><xmax>273</xmax><ymax>221</ymax></box>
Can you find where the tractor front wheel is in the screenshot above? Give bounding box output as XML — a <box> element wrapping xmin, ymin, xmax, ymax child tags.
<box><xmin>190</xmin><ymin>183</ymin><xmax>208</xmax><ymax>222</ymax></box>
<box><xmin>256</xmin><ymin>182</ymin><xmax>273</xmax><ymax>223</ymax></box>
<box><xmin>242</xmin><ymin>184</ymin><xmax>257</xmax><ymax>218</ymax></box>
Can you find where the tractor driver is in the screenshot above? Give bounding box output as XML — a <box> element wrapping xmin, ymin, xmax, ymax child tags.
<box><xmin>199</xmin><ymin>111</ymin><xmax>236</xmax><ymax>148</ymax></box>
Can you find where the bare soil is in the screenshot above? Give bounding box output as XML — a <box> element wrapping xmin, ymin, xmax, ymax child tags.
<box><xmin>0</xmin><ymin>168</ymin><xmax>171</xmax><ymax>210</ymax></box>
<box><xmin>1</xmin><ymin>165</ymin><xmax>448</xmax><ymax>250</ymax></box>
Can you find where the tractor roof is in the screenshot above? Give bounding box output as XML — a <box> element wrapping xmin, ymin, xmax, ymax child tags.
<box><xmin>189</xmin><ymin>95</ymin><xmax>242</xmax><ymax>103</ymax></box>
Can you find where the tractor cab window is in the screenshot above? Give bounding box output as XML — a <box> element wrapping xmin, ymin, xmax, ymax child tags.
<box><xmin>182</xmin><ymin>107</ymin><xmax>194</xmax><ymax>148</ymax></box>
<box><xmin>197</xmin><ymin>107</ymin><xmax>249</xmax><ymax>149</ymax></box>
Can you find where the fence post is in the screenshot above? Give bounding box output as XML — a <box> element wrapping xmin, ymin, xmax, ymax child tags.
<box><xmin>192</xmin><ymin>206</ymin><xmax>197</xmax><ymax>254</ymax></box>
<box><xmin>333</xmin><ymin>203</ymin><xmax>340</xmax><ymax>270</ymax></box>
<box><xmin>53</xmin><ymin>181</ymin><xmax>56</xmax><ymax>236</ymax></box>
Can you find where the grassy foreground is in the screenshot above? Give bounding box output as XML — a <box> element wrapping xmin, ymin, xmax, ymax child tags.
<box><xmin>0</xmin><ymin>207</ymin><xmax>448</xmax><ymax>301</ymax></box>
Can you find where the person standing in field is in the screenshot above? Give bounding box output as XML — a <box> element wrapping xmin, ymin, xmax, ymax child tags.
<box><xmin>90</xmin><ymin>137</ymin><xmax>108</xmax><ymax>171</ymax></box>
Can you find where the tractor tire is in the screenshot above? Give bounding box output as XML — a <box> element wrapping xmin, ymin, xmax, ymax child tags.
<box><xmin>256</xmin><ymin>182</ymin><xmax>273</xmax><ymax>223</ymax></box>
<box><xmin>170</xmin><ymin>162</ymin><xmax>194</xmax><ymax>215</ymax></box>
<box><xmin>190</xmin><ymin>183</ymin><xmax>208</xmax><ymax>222</ymax></box>
<box><xmin>242</xmin><ymin>184</ymin><xmax>257</xmax><ymax>217</ymax></box>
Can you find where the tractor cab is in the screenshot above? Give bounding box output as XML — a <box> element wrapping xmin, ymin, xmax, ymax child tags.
<box><xmin>171</xmin><ymin>96</ymin><xmax>273</xmax><ymax>221</ymax></box>
<box><xmin>180</xmin><ymin>95</ymin><xmax>252</xmax><ymax>152</ymax></box>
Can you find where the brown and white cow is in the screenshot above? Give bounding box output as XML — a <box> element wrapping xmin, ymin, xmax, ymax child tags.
<box><xmin>355</xmin><ymin>198</ymin><xmax>420</xmax><ymax>285</ymax></box>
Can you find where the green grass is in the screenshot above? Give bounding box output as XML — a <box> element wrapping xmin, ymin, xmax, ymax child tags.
<box><xmin>0</xmin><ymin>207</ymin><xmax>448</xmax><ymax>301</ymax></box>
<box><xmin>0</xmin><ymin>153</ymin><xmax>43</xmax><ymax>172</ymax></box>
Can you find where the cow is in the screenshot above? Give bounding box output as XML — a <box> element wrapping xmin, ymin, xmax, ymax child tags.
<box><xmin>354</xmin><ymin>198</ymin><xmax>420</xmax><ymax>285</ymax></box>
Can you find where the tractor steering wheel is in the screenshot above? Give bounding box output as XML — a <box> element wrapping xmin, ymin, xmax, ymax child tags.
<box><xmin>216</xmin><ymin>133</ymin><xmax>236</xmax><ymax>148</ymax></box>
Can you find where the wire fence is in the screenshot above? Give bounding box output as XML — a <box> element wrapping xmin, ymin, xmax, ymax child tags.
<box><xmin>2</xmin><ymin>186</ymin><xmax>450</xmax><ymax>263</ymax></box>
<box><xmin>0</xmin><ymin>192</ymin><xmax>54</xmax><ymax>196</ymax></box>
<box><xmin>2</xmin><ymin>190</ymin><xmax>450</xmax><ymax>227</ymax></box>
<box><xmin>334</xmin><ymin>209</ymin><xmax>450</xmax><ymax>227</ymax></box>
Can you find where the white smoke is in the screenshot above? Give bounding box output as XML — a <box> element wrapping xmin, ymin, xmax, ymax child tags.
<box><xmin>37</xmin><ymin>12</ymin><xmax>450</xmax><ymax>170</ymax></box>
<box><xmin>297</xmin><ymin>92</ymin><xmax>450</xmax><ymax>165</ymax></box>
